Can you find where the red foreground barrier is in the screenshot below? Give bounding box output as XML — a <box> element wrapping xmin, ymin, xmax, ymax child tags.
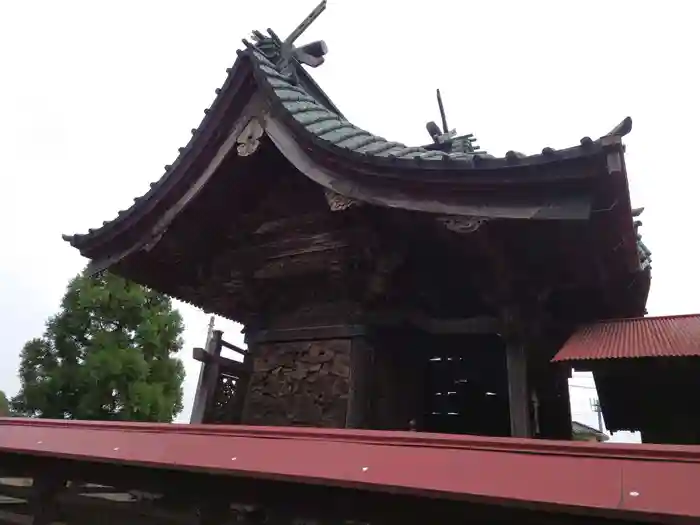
<box><xmin>0</xmin><ymin>418</ymin><xmax>699</xmax><ymax>523</ymax></box>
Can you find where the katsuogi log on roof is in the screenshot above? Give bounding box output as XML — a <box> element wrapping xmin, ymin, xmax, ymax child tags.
<box><xmin>62</xmin><ymin>0</ymin><xmax>650</xmax><ymax>324</ymax></box>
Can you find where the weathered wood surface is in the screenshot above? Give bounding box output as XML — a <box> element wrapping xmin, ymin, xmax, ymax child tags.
<box><xmin>189</xmin><ymin>330</ymin><xmax>223</xmax><ymax>425</ymax></box>
<box><xmin>242</xmin><ymin>339</ymin><xmax>351</xmax><ymax>427</ymax></box>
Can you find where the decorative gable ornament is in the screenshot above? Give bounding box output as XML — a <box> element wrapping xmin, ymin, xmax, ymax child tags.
<box><xmin>236</xmin><ymin>118</ymin><xmax>265</xmax><ymax>157</ymax></box>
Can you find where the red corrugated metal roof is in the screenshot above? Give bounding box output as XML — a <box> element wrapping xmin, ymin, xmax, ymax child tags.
<box><xmin>1</xmin><ymin>419</ymin><xmax>700</xmax><ymax>520</ymax></box>
<box><xmin>552</xmin><ymin>314</ymin><xmax>700</xmax><ymax>362</ymax></box>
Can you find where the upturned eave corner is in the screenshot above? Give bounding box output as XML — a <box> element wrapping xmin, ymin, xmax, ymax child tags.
<box><xmin>60</xmin><ymin>51</ymin><xmax>261</xmax><ymax>255</ymax></box>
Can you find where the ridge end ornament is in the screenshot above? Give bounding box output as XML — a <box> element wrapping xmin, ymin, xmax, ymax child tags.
<box><xmin>236</xmin><ymin>118</ymin><xmax>264</xmax><ymax>157</ymax></box>
<box><xmin>263</xmin><ymin>0</ymin><xmax>329</xmax><ymax>76</ymax></box>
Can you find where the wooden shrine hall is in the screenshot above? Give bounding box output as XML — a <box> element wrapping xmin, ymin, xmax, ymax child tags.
<box><xmin>62</xmin><ymin>1</ymin><xmax>651</xmax><ymax>441</ymax></box>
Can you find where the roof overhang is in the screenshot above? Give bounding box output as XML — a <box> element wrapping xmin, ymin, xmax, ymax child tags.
<box><xmin>59</xmin><ymin>21</ymin><xmax>650</xmax><ymax>321</ymax></box>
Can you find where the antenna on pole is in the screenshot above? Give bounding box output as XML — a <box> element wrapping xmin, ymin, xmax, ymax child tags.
<box><xmin>590</xmin><ymin>397</ymin><xmax>604</xmax><ymax>432</ymax></box>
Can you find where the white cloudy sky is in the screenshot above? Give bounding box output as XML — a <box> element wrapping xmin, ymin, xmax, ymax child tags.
<box><xmin>1</xmin><ymin>1</ymin><xmax>698</xmax><ymax>439</ymax></box>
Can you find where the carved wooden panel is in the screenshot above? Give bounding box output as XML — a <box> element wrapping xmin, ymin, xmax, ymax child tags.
<box><xmin>242</xmin><ymin>339</ymin><xmax>352</xmax><ymax>427</ymax></box>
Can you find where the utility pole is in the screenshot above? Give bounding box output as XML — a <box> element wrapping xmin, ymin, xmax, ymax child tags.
<box><xmin>590</xmin><ymin>397</ymin><xmax>604</xmax><ymax>432</ymax></box>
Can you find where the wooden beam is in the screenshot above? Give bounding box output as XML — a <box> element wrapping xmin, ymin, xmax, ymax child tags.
<box><xmin>245</xmin><ymin>325</ymin><xmax>366</xmax><ymax>344</ymax></box>
<box><xmin>192</xmin><ymin>347</ymin><xmax>249</xmax><ymax>376</ymax></box>
<box><xmin>220</xmin><ymin>338</ymin><xmax>247</xmax><ymax>354</ymax></box>
<box><xmin>410</xmin><ymin>315</ymin><xmax>500</xmax><ymax>335</ymax></box>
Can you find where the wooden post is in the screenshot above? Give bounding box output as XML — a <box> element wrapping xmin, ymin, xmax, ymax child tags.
<box><xmin>30</xmin><ymin>474</ymin><xmax>65</xmax><ymax>525</ymax></box>
<box><xmin>534</xmin><ymin>363</ymin><xmax>573</xmax><ymax>440</ymax></box>
<box><xmin>197</xmin><ymin>500</ymin><xmax>230</xmax><ymax>525</ymax></box>
<box><xmin>227</xmin><ymin>352</ymin><xmax>253</xmax><ymax>424</ymax></box>
<box><xmin>345</xmin><ymin>337</ymin><xmax>373</xmax><ymax>428</ymax></box>
<box><xmin>506</xmin><ymin>344</ymin><xmax>532</xmax><ymax>438</ymax></box>
<box><xmin>190</xmin><ymin>329</ymin><xmax>223</xmax><ymax>424</ymax></box>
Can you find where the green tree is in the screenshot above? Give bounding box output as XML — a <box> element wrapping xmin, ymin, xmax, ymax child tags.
<box><xmin>0</xmin><ymin>390</ymin><xmax>9</xmax><ymax>416</ymax></box>
<box><xmin>11</xmin><ymin>270</ymin><xmax>185</xmax><ymax>421</ymax></box>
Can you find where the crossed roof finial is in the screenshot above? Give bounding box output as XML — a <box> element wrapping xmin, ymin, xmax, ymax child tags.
<box><xmin>266</xmin><ymin>0</ymin><xmax>328</xmax><ymax>73</ymax></box>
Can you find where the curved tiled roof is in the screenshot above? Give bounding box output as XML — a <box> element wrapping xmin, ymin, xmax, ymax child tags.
<box><xmin>63</xmin><ymin>23</ymin><xmax>642</xmax><ymax>258</ymax></box>
<box><xmin>249</xmin><ymin>42</ymin><xmax>631</xmax><ymax>173</ymax></box>
<box><xmin>251</xmin><ymin>52</ymin><xmax>485</xmax><ymax>163</ymax></box>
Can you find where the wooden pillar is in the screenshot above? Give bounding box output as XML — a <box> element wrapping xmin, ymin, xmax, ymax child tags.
<box><xmin>506</xmin><ymin>343</ymin><xmax>532</xmax><ymax>438</ymax></box>
<box><xmin>534</xmin><ymin>364</ymin><xmax>573</xmax><ymax>440</ymax></box>
<box><xmin>190</xmin><ymin>330</ymin><xmax>223</xmax><ymax>424</ymax></box>
<box><xmin>345</xmin><ymin>336</ymin><xmax>373</xmax><ymax>428</ymax></box>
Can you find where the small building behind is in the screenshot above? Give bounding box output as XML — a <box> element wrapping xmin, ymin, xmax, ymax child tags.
<box><xmin>572</xmin><ymin>420</ymin><xmax>609</xmax><ymax>442</ymax></box>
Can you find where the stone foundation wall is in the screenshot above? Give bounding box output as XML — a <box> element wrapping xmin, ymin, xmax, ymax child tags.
<box><xmin>241</xmin><ymin>339</ymin><xmax>351</xmax><ymax>427</ymax></box>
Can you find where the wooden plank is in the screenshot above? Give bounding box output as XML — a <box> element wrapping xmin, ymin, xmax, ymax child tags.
<box><xmin>220</xmin><ymin>339</ymin><xmax>246</xmax><ymax>354</ymax></box>
<box><xmin>506</xmin><ymin>344</ymin><xmax>532</xmax><ymax>438</ymax></box>
<box><xmin>192</xmin><ymin>348</ymin><xmax>249</xmax><ymax>375</ymax></box>
<box><xmin>220</xmin><ymin>232</ymin><xmax>349</xmax><ymax>263</ymax></box>
<box><xmin>0</xmin><ymin>485</ymin><xmax>30</xmax><ymax>501</ymax></box>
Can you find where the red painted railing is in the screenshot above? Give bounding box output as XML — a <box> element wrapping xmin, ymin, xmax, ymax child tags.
<box><xmin>0</xmin><ymin>418</ymin><xmax>699</xmax><ymax>520</ymax></box>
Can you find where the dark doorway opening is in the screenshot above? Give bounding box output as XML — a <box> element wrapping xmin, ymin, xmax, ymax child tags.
<box><xmin>423</xmin><ymin>334</ymin><xmax>510</xmax><ymax>437</ymax></box>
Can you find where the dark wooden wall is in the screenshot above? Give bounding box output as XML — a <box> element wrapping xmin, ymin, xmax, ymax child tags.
<box><xmin>592</xmin><ymin>359</ymin><xmax>700</xmax><ymax>444</ymax></box>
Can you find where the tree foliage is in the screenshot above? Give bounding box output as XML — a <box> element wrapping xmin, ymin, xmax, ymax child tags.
<box><xmin>12</xmin><ymin>270</ymin><xmax>185</xmax><ymax>422</ymax></box>
<box><xmin>0</xmin><ymin>391</ymin><xmax>9</xmax><ymax>416</ymax></box>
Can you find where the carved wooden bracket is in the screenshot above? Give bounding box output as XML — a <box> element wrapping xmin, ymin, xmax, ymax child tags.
<box><xmin>437</xmin><ymin>215</ymin><xmax>488</xmax><ymax>234</ymax></box>
<box><xmin>236</xmin><ymin>118</ymin><xmax>265</xmax><ymax>156</ymax></box>
<box><xmin>324</xmin><ymin>189</ymin><xmax>361</xmax><ymax>211</ymax></box>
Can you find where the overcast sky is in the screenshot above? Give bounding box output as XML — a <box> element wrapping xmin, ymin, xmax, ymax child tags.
<box><xmin>1</xmin><ymin>1</ymin><xmax>697</xmax><ymax>440</ymax></box>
